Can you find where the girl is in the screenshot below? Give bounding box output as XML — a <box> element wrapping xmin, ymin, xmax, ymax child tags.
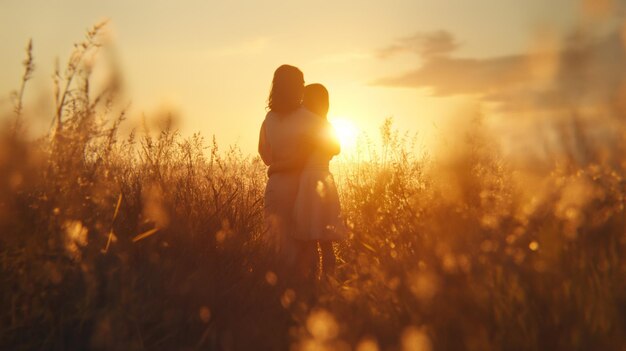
<box><xmin>292</xmin><ymin>83</ymin><xmax>347</xmax><ymax>276</ymax></box>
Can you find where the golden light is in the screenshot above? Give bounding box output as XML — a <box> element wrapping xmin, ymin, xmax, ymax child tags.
<box><xmin>329</xmin><ymin>117</ymin><xmax>359</xmax><ymax>152</ymax></box>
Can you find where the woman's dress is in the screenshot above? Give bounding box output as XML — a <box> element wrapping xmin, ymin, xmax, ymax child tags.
<box><xmin>258</xmin><ymin>106</ymin><xmax>319</xmax><ymax>265</ymax></box>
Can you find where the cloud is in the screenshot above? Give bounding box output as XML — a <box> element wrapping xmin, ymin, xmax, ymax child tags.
<box><xmin>373</xmin><ymin>28</ymin><xmax>626</xmax><ymax>113</ymax></box>
<box><xmin>374</xmin><ymin>54</ymin><xmax>527</xmax><ymax>96</ymax></box>
<box><xmin>377</xmin><ymin>30</ymin><xmax>460</xmax><ymax>59</ymax></box>
<box><xmin>374</xmin><ymin>25</ymin><xmax>626</xmax><ymax>166</ymax></box>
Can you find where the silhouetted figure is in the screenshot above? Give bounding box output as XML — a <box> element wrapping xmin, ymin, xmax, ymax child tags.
<box><xmin>258</xmin><ymin>65</ymin><xmax>319</xmax><ymax>281</ymax></box>
<box><xmin>294</xmin><ymin>83</ymin><xmax>346</xmax><ymax>276</ymax></box>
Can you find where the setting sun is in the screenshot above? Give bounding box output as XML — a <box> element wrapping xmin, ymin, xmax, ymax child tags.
<box><xmin>329</xmin><ymin>117</ymin><xmax>359</xmax><ymax>152</ymax></box>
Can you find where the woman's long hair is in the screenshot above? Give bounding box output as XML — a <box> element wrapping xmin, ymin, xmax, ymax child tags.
<box><xmin>267</xmin><ymin>65</ymin><xmax>304</xmax><ymax>114</ymax></box>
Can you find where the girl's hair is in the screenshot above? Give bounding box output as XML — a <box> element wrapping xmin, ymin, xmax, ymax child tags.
<box><xmin>303</xmin><ymin>83</ymin><xmax>329</xmax><ymax>118</ymax></box>
<box><xmin>267</xmin><ymin>65</ymin><xmax>305</xmax><ymax>113</ymax></box>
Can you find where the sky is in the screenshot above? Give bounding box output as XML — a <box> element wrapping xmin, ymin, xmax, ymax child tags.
<box><xmin>0</xmin><ymin>0</ymin><xmax>615</xmax><ymax>156</ymax></box>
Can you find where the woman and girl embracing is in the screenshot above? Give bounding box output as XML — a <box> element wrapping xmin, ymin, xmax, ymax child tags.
<box><xmin>258</xmin><ymin>64</ymin><xmax>347</xmax><ymax>283</ymax></box>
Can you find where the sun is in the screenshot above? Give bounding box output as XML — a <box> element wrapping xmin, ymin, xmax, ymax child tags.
<box><xmin>329</xmin><ymin>117</ymin><xmax>359</xmax><ymax>152</ymax></box>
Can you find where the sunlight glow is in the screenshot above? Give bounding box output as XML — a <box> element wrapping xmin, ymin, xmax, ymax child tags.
<box><xmin>329</xmin><ymin>117</ymin><xmax>359</xmax><ymax>153</ymax></box>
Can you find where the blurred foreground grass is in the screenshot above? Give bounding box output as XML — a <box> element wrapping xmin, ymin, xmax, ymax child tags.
<box><xmin>1</xmin><ymin>24</ymin><xmax>625</xmax><ymax>351</ymax></box>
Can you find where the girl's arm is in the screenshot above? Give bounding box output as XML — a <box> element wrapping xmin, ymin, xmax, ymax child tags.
<box><xmin>323</xmin><ymin>122</ymin><xmax>341</xmax><ymax>156</ymax></box>
<box><xmin>313</xmin><ymin>121</ymin><xmax>340</xmax><ymax>157</ymax></box>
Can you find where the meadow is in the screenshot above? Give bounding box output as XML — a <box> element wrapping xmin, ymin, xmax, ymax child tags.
<box><xmin>1</xmin><ymin>24</ymin><xmax>625</xmax><ymax>351</ymax></box>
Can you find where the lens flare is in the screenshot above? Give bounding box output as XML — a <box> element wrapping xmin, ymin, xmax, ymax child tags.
<box><xmin>329</xmin><ymin>117</ymin><xmax>359</xmax><ymax>152</ymax></box>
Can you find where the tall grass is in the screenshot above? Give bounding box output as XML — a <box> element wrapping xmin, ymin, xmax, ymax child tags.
<box><xmin>1</xmin><ymin>23</ymin><xmax>625</xmax><ymax>350</ymax></box>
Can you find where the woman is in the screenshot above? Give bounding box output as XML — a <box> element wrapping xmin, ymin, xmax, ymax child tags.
<box><xmin>258</xmin><ymin>65</ymin><xmax>321</xmax><ymax>277</ymax></box>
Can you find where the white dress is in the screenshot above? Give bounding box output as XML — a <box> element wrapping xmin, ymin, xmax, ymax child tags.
<box><xmin>259</xmin><ymin>107</ymin><xmax>320</xmax><ymax>264</ymax></box>
<box><xmin>292</xmin><ymin>123</ymin><xmax>347</xmax><ymax>241</ymax></box>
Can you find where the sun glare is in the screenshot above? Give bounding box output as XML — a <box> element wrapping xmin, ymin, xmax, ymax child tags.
<box><xmin>329</xmin><ymin>117</ymin><xmax>359</xmax><ymax>153</ymax></box>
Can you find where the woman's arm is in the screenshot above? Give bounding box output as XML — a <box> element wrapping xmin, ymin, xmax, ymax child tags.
<box><xmin>258</xmin><ymin>120</ymin><xmax>272</xmax><ymax>166</ymax></box>
<box><xmin>263</xmin><ymin>119</ymin><xmax>340</xmax><ymax>175</ymax></box>
<box><xmin>267</xmin><ymin>138</ymin><xmax>313</xmax><ymax>174</ymax></box>
<box><xmin>261</xmin><ymin>117</ymin><xmax>314</xmax><ymax>175</ymax></box>
<box><xmin>268</xmin><ymin>153</ymin><xmax>308</xmax><ymax>174</ymax></box>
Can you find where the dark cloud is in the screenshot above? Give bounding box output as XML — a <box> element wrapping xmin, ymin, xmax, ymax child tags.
<box><xmin>377</xmin><ymin>30</ymin><xmax>460</xmax><ymax>59</ymax></box>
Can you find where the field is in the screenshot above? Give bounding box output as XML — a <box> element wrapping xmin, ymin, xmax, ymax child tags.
<box><xmin>1</xmin><ymin>24</ymin><xmax>626</xmax><ymax>351</ymax></box>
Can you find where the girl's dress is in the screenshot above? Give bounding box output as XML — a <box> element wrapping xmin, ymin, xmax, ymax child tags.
<box><xmin>293</xmin><ymin>121</ymin><xmax>347</xmax><ymax>241</ymax></box>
